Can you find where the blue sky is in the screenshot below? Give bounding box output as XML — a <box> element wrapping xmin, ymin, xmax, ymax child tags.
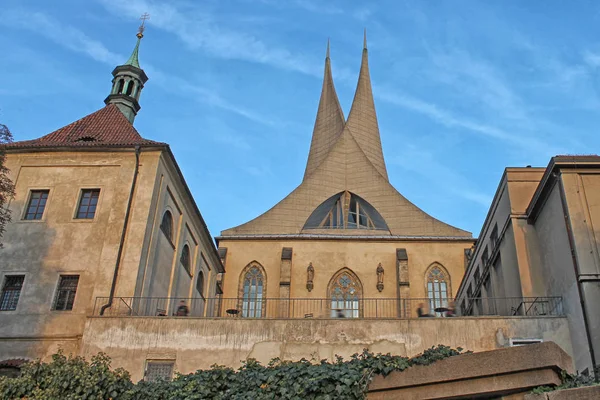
<box><xmin>2</xmin><ymin>0</ymin><xmax>600</xmax><ymax>238</ymax></box>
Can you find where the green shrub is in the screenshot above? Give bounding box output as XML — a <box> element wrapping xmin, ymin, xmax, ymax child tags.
<box><xmin>0</xmin><ymin>345</ymin><xmax>465</xmax><ymax>400</ymax></box>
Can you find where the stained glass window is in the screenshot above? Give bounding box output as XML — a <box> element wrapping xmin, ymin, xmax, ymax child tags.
<box><xmin>426</xmin><ymin>266</ymin><xmax>450</xmax><ymax>316</ymax></box>
<box><xmin>242</xmin><ymin>266</ymin><xmax>264</xmax><ymax>318</ymax></box>
<box><xmin>329</xmin><ymin>270</ymin><xmax>361</xmax><ymax>318</ymax></box>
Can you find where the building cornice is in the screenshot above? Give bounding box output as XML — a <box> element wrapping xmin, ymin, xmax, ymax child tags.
<box><xmin>216</xmin><ymin>234</ymin><xmax>475</xmax><ymax>244</ymax></box>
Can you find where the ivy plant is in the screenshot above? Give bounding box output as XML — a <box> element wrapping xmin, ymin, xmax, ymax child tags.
<box><xmin>0</xmin><ymin>345</ymin><xmax>465</xmax><ymax>400</ymax></box>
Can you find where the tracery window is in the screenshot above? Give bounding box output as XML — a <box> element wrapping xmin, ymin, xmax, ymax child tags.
<box><xmin>240</xmin><ymin>265</ymin><xmax>265</xmax><ymax>318</ymax></box>
<box><xmin>303</xmin><ymin>191</ymin><xmax>389</xmax><ymax>231</ymax></box>
<box><xmin>328</xmin><ymin>269</ymin><xmax>362</xmax><ymax>318</ymax></box>
<box><xmin>426</xmin><ymin>264</ymin><xmax>450</xmax><ymax>316</ymax></box>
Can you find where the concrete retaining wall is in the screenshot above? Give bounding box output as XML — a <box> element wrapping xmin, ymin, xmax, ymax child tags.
<box><xmin>80</xmin><ymin>316</ymin><xmax>572</xmax><ymax>381</ymax></box>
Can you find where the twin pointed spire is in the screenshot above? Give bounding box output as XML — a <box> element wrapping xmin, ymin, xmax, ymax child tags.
<box><xmin>304</xmin><ymin>31</ymin><xmax>388</xmax><ymax>180</ymax></box>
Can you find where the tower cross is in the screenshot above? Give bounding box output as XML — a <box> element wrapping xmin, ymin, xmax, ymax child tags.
<box><xmin>140</xmin><ymin>12</ymin><xmax>150</xmax><ymax>27</ymax></box>
<box><xmin>137</xmin><ymin>13</ymin><xmax>150</xmax><ymax>37</ymax></box>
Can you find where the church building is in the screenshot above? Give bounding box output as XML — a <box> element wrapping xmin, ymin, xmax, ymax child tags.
<box><xmin>217</xmin><ymin>35</ymin><xmax>475</xmax><ymax>318</ymax></box>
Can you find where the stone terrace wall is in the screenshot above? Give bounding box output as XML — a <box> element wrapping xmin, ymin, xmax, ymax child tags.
<box><xmin>81</xmin><ymin>316</ymin><xmax>572</xmax><ymax>381</ymax></box>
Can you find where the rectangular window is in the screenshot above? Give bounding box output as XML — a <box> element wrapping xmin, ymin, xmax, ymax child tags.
<box><xmin>474</xmin><ymin>268</ymin><xmax>481</xmax><ymax>285</ymax></box>
<box><xmin>145</xmin><ymin>361</ymin><xmax>174</xmax><ymax>382</ymax></box>
<box><xmin>24</xmin><ymin>190</ymin><xmax>50</xmax><ymax>220</ymax></box>
<box><xmin>53</xmin><ymin>275</ymin><xmax>79</xmax><ymax>311</ymax></box>
<box><xmin>0</xmin><ymin>275</ymin><xmax>25</xmax><ymax>311</ymax></box>
<box><xmin>76</xmin><ymin>189</ymin><xmax>100</xmax><ymax>219</ymax></box>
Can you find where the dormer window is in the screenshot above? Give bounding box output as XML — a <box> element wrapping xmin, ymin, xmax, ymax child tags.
<box><xmin>303</xmin><ymin>191</ymin><xmax>388</xmax><ymax>230</ymax></box>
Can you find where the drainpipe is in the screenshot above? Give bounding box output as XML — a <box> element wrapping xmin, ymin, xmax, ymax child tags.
<box><xmin>100</xmin><ymin>146</ymin><xmax>141</xmax><ymax>316</ymax></box>
<box><xmin>557</xmin><ymin>173</ymin><xmax>597</xmax><ymax>374</ymax></box>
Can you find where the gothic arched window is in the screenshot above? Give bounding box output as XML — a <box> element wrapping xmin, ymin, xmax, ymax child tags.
<box><xmin>328</xmin><ymin>268</ymin><xmax>362</xmax><ymax>318</ymax></box>
<box><xmin>180</xmin><ymin>245</ymin><xmax>191</xmax><ymax>275</ymax></box>
<box><xmin>426</xmin><ymin>263</ymin><xmax>451</xmax><ymax>316</ymax></box>
<box><xmin>160</xmin><ymin>211</ymin><xmax>173</xmax><ymax>242</ymax></box>
<box><xmin>240</xmin><ymin>264</ymin><xmax>265</xmax><ymax>318</ymax></box>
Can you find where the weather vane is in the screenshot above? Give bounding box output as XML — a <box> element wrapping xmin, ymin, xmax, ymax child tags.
<box><xmin>137</xmin><ymin>12</ymin><xmax>150</xmax><ymax>38</ymax></box>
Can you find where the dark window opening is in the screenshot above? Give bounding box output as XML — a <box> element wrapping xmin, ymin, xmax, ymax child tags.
<box><xmin>117</xmin><ymin>79</ymin><xmax>125</xmax><ymax>94</ymax></box>
<box><xmin>24</xmin><ymin>190</ymin><xmax>49</xmax><ymax>220</ymax></box>
<box><xmin>160</xmin><ymin>211</ymin><xmax>173</xmax><ymax>241</ymax></box>
<box><xmin>76</xmin><ymin>189</ymin><xmax>100</xmax><ymax>219</ymax></box>
<box><xmin>125</xmin><ymin>81</ymin><xmax>134</xmax><ymax>96</ymax></box>
<box><xmin>196</xmin><ymin>271</ymin><xmax>204</xmax><ymax>297</ymax></box>
<box><xmin>180</xmin><ymin>245</ymin><xmax>191</xmax><ymax>276</ymax></box>
<box><xmin>53</xmin><ymin>275</ymin><xmax>79</xmax><ymax>311</ymax></box>
<box><xmin>75</xmin><ymin>136</ymin><xmax>98</xmax><ymax>142</ymax></box>
<box><xmin>0</xmin><ymin>276</ymin><xmax>24</xmax><ymax>311</ymax></box>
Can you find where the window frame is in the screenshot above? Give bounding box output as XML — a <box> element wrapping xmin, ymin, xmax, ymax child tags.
<box><xmin>75</xmin><ymin>189</ymin><xmax>101</xmax><ymax>220</ymax></box>
<box><xmin>23</xmin><ymin>190</ymin><xmax>50</xmax><ymax>221</ymax></box>
<box><xmin>238</xmin><ymin>263</ymin><xmax>266</xmax><ymax>318</ymax></box>
<box><xmin>425</xmin><ymin>263</ymin><xmax>451</xmax><ymax>317</ymax></box>
<box><xmin>144</xmin><ymin>360</ymin><xmax>175</xmax><ymax>382</ymax></box>
<box><xmin>327</xmin><ymin>268</ymin><xmax>363</xmax><ymax>318</ymax></box>
<box><xmin>0</xmin><ymin>275</ymin><xmax>25</xmax><ymax>312</ymax></box>
<box><xmin>53</xmin><ymin>275</ymin><xmax>80</xmax><ymax>311</ymax></box>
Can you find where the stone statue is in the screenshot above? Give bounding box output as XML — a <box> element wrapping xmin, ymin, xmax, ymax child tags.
<box><xmin>376</xmin><ymin>263</ymin><xmax>384</xmax><ymax>292</ymax></box>
<box><xmin>306</xmin><ymin>263</ymin><xmax>314</xmax><ymax>292</ymax></box>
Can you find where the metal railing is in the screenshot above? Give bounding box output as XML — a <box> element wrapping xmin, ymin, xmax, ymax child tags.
<box><xmin>92</xmin><ymin>296</ymin><xmax>563</xmax><ymax>319</ymax></box>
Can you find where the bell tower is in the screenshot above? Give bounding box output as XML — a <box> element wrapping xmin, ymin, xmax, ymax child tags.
<box><xmin>104</xmin><ymin>14</ymin><xmax>150</xmax><ymax>124</ymax></box>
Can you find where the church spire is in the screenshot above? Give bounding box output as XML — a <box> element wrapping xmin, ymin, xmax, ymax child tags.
<box><xmin>303</xmin><ymin>40</ymin><xmax>345</xmax><ymax>180</ymax></box>
<box><xmin>104</xmin><ymin>14</ymin><xmax>150</xmax><ymax>124</ymax></box>
<box><xmin>345</xmin><ymin>30</ymin><xmax>388</xmax><ymax>179</ymax></box>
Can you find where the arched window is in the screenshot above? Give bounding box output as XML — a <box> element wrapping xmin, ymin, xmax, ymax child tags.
<box><xmin>160</xmin><ymin>211</ymin><xmax>173</xmax><ymax>241</ymax></box>
<box><xmin>303</xmin><ymin>191</ymin><xmax>389</xmax><ymax>231</ymax></box>
<box><xmin>196</xmin><ymin>271</ymin><xmax>204</xmax><ymax>297</ymax></box>
<box><xmin>328</xmin><ymin>268</ymin><xmax>362</xmax><ymax>318</ymax></box>
<box><xmin>117</xmin><ymin>79</ymin><xmax>125</xmax><ymax>94</ymax></box>
<box><xmin>125</xmin><ymin>80</ymin><xmax>134</xmax><ymax>96</ymax></box>
<box><xmin>180</xmin><ymin>245</ymin><xmax>191</xmax><ymax>275</ymax></box>
<box><xmin>239</xmin><ymin>263</ymin><xmax>265</xmax><ymax>318</ymax></box>
<box><xmin>426</xmin><ymin>263</ymin><xmax>451</xmax><ymax>316</ymax></box>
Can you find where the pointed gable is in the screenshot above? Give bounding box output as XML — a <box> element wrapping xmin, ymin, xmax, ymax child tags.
<box><xmin>303</xmin><ymin>42</ymin><xmax>346</xmax><ymax>180</ymax></box>
<box><xmin>5</xmin><ymin>104</ymin><xmax>164</xmax><ymax>149</ymax></box>
<box><xmin>345</xmin><ymin>38</ymin><xmax>388</xmax><ymax>180</ymax></box>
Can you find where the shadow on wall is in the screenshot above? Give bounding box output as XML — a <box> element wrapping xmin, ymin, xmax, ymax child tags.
<box><xmin>0</xmin><ymin>197</ymin><xmax>78</xmax><ymax>373</ymax></box>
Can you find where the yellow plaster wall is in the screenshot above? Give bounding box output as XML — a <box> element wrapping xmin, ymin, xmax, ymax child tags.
<box><xmin>219</xmin><ymin>238</ymin><xmax>473</xmax><ymax>316</ymax></box>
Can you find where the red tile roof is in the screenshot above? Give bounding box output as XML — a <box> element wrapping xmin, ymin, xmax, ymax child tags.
<box><xmin>4</xmin><ymin>104</ymin><xmax>165</xmax><ymax>150</ymax></box>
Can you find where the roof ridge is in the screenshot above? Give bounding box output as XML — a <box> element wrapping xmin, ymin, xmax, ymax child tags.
<box><xmin>345</xmin><ymin>44</ymin><xmax>388</xmax><ymax>180</ymax></box>
<box><xmin>5</xmin><ymin>104</ymin><xmax>164</xmax><ymax>150</ymax></box>
<box><xmin>303</xmin><ymin>42</ymin><xmax>346</xmax><ymax>180</ymax></box>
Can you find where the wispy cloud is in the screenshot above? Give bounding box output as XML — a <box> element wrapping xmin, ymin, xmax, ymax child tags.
<box><xmin>376</xmin><ymin>87</ymin><xmax>559</xmax><ymax>153</ymax></box>
<box><xmin>0</xmin><ymin>9</ymin><xmax>121</xmax><ymax>65</ymax></box>
<box><xmin>97</xmin><ymin>0</ymin><xmax>323</xmax><ymax>77</ymax></box>
<box><xmin>390</xmin><ymin>144</ymin><xmax>491</xmax><ymax>207</ymax></box>
<box><xmin>1</xmin><ymin>8</ymin><xmax>276</xmax><ymax>128</ymax></box>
